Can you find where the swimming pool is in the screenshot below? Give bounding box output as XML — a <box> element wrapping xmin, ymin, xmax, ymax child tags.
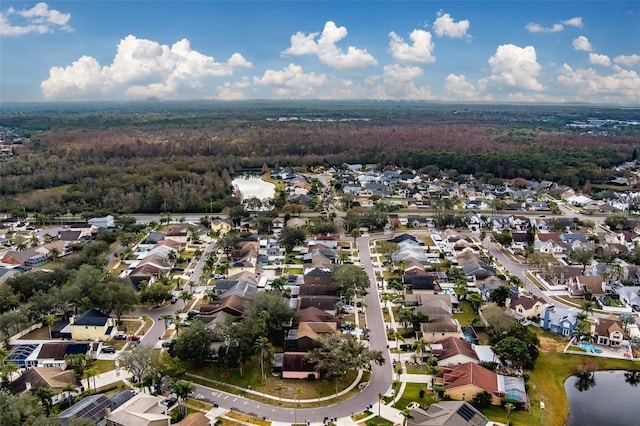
<box><xmin>579</xmin><ymin>342</ymin><xmax>603</xmax><ymax>354</ymax></box>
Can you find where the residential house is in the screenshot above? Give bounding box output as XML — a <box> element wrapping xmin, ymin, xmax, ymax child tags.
<box><xmin>105</xmin><ymin>393</ymin><xmax>170</xmax><ymax>426</ymax></box>
<box><xmin>433</xmin><ymin>337</ymin><xmax>479</xmax><ymax>367</ymax></box>
<box><xmin>540</xmin><ymin>306</ymin><xmax>580</xmax><ymax>338</ymax></box>
<box><xmin>568</xmin><ymin>275</ymin><xmax>605</xmax><ymax>298</ymax></box>
<box><xmin>435</xmin><ymin>362</ymin><xmax>527</xmax><ymax>406</ymax></box>
<box><xmin>507</xmin><ymin>296</ymin><xmax>547</xmax><ymax>321</ymax></box>
<box><xmin>407</xmin><ymin>401</ymin><xmax>491</xmax><ymax>426</ymax></box>
<box><xmin>70</xmin><ymin>309</ymin><xmax>116</xmax><ymax>341</ymax></box>
<box><xmin>420</xmin><ymin>316</ymin><xmax>461</xmax><ymax>343</ymax></box>
<box><xmin>213</xmin><ymin>279</ymin><xmax>257</xmax><ymax>298</ymax></box>
<box><xmin>592</xmin><ymin>318</ymin><xmax>628</xmax><ymax>347</ymax></box>
<box><xmin>1</xmin><ymin>249</ymin><xmax>48</xmax><ymax>269</ymax></box>
<box><xmin>303</xmin><ymin>267</ymin><xmax>333</xmax><ymax>286</ymax></box>
<box><xmin>408</xmin><ymin>294</ymin><xmax>453</xmax><ymax>318</ymax></box>
<box><xmin>11</xmin><ymin>367</ymin><xmax>82</xmax><ymax>405</ymax></box>
<box><xmin>281</xmin><ymin>352</ymin><xmax>319</xmax><ymax>379</ymax></box>
<box><xmin>4</xmin><ymin>342</ymin><xmax>91</xmax><ymax>368</ymax></box>
<box><xmin>285</xmin><ymin>321</ymin><xmax>337</xmax><ymax>351</ymax></box>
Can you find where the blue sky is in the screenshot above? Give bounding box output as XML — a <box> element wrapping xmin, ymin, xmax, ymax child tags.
<box><xmin>1</xmin><ymin>1</ymin><xmax>639</xmax><ymax>104</ymax></box>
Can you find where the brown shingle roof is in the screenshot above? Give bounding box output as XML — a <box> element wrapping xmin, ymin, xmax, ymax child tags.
<box><xmin>297</xmin><ymin>306</ymin><xmax>335</xmax><ymax>323</ymax></box>
<box><xmin>438</xmin><ymin>362</ymin><xmax>498</xmax><ymax>395</ymax></box>
<box><xmin>434</xmin><ymin>337</ymin><xmax>479</xmax><ymax>362</ymax></box>
<box><xmin>421</xmin><ymin>316</ymin><xmax>460</xmax><ymax>334</ymax></box>
<box><xmin>577</xmin><ymin>275</ymin><xmax>604</xmax><ymax>295</ymax></box>
<box><xmin>11</xmin><ymin>367</ymin><xmax>80</xmax><ymax>392</ymax></box>
<box><xmin>296</xmin><ymin>322</ymin><xmax>337</xmax><ymax>340</ymax></box>
<box><xmin>509</xmin><ymin>296</ymin><xmax>539</xmax><ymax>311</ymax></box>
<box><xmin>594</xmin><ymin>318</ymin><xmax>627</xmax><ymax>339</ymax></box>
<box><xmin>282</xmin><ymin>352</ymin><xmax>316</xmax><ymax>372</ymax></box>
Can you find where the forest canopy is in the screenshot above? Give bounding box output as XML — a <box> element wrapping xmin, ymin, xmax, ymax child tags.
<box><xmin>0</xmin><ymin>101</ymin><xmax>638</xmax><ymax>215</ymax></box>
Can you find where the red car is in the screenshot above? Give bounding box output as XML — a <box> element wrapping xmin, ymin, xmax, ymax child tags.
<box><xmin>129</xmin><ymin>335</ymin><xmax>141</xmax><ymax>342</ymax></box>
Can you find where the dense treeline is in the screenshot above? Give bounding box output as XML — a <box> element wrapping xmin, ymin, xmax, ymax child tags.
<box><xmin>0</xmin><ymin>102</ymin><xmax>638</xmax><ymax>215</ymax></box>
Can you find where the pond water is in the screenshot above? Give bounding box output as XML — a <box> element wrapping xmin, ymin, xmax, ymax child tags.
<box><xmin>231</xmin><ymin>175</ymin><xmax>275</xmax><ymax>200</ymax></box>
<box><xmin>565</xmin><ymin>370</ymin><xmax>640</xmax><ymax>425</ymax></box>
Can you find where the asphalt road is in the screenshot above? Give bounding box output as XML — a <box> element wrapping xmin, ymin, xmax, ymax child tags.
<box><xmin>148</xmin><ymin>233</ymin><xmax>394</xmax><ymax>422</ymax></box>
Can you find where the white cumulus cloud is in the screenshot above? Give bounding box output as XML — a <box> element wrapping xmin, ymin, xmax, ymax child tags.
<box><xmin>562</xmin><ymin>17</ymin><xmax>583</xmax><ymax>28</ymax></box>
<box><xmin>478</xmin><ymin>44</ymin><xmax>543</xmax><ymax>92</ymax></box>
<box><xmin>525</xmin><ymin>17</ymin><xmax>582</xmax><ymax>33</ymax></box>
<box><xmin>558</xmin><ymin>63</ymin><xmax>640</xmax><ymax>103</ymax></box>
<box><xmin>253</xmin><ymin>64</ymin><xmax>327</xmax><ymax>98</ymax></box>
<box><xmin>589</xmin><ymin>53</ymin><xmax>611</xmax><ymax>67</ymax></box>
<box><xmin>41</xmin><ymin>35</ymin><xmax>251</xmax><ymax>99</ymax></box>
<box><xmin>433</xmin><ymin>12</ymin><xmax>470</xmax><ymax>38</ymax></box>
<box><xmin>0</xmin><ymin>2</ymin><xmax>72</xmax><ymax>36</ymax></box>
<box><xmin>281</xmin><ymin>21</ymin><xmax>377</xmax><ymax>70</ymax></box>
<box><xmin>525</xmin><ymin>22</ymin><xmax>564</xmax><ymax>33</ymax></box>
<box><xmin>614</xmin><ymin>54</ymin><xmax>640</xmax><ymax>68</ymax></box>
<box><xmin>573</xmin><ymin>35</ymin><xmax>592</xmax><ymax>51</ymax></box>
<box><xmin>443</xmin><ymin>74</ymin><xmax>477</xmax><ymax>99</ymax></box>
<box><xmin>388</xmin><ymin>29</ymin><xmax>436</xmax><ymax>63</ymax></box>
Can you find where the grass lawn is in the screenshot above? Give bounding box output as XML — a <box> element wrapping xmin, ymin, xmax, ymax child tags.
<box><xmin>421</xmin><ymin>236</ymin><xmax>435</xmax><ymax>247</ymax></box>
<box><xmin>226</xmin><ymin>411</ymin><xmax>271</xmax><ymax>426</ymax></box>
<box><xmin>365</xmin><ymin>416</ymin><xmax>394</xmax><ymax>426</ymax></box>
<box><xmin>393</xmin><ymin>382</ymin><xmax>433</xmax><ymax>410</ymax></box>
<box><xmin>453</xmin><ymin>300</ymin><xmax>478</xmax><ymax>326</ymax></box>
<box><xmin>91</xmin><ymin>359</ymin><xmax>116</xmax><ymax>374</ymax></box>
<box><xmin>404</xmin><ymin>363</ymin><xmax>429</xmax><ymax>375</ymax></box>
<box><xmin>523</xmin><ymin>330</ymin><xmax>640</xmax><ymax>426</ymax></box>
<box><xmin>187</xmin><ymin>357</ymin><xmax>362</xmax><ymax>403</ymax></box>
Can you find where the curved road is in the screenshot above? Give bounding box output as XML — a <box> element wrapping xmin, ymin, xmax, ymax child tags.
<box><xmin>186</xmin><ymin>234</ymin><xmax>392</xmax><ymax>422</ymax></box>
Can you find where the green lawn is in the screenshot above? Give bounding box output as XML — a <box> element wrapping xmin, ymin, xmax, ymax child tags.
<box><xmin>365</xmin><ymin>417</ymin><xmax>394</xmax><ymax>426</ymax></box>
<box><xmin>393</xmin><ymin>382</ymin><xmax>434</xmax><ymax>410</ymax></box>
<box><xmin>524</xmin><ymin>330</ymin><xmax>640</xmax><ymax>426</ymax></box>
<box><xmin>453</xmin><ymin>300</ymin><xmax>478</xmax><ymax>325</ymax></box>
<box><xmin>91</xmin><ymin>360</ymin><xmax>116</xmax><ymax>374</ymax></box>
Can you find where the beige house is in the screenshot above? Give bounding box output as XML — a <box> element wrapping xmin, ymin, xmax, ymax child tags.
<box><xmin>507</xmin><ymin>296</ymin><xmax>547</xmax><ymax>320</ymax></box>
<box><xmin>420</xmin><ymin>316</ymin><xmax>461</xmax><ymax>343</ymax></box>
<box><xmin>106</xmin><ymin>393</ymin><xmax>170</xmax><ymax>426</ymax></box>
<box><xmin>70</xmin><ymin>309</ymin><xmax>116</xmax><ymax>342</ymax></box>
<box><xmin>211</xmin><ymin>219</ymin><xmax>233</xmax><ymax>235</ymax></box>
<box><xmin>593</xmin><ymin>318</ymin><xmax>628</xmax><ymax>347</ymax></box>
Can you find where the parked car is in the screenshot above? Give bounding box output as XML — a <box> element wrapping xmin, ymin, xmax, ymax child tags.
<box><xmin>101</xmin><ymin>346</ymin><xmax>116</xmax><ymax>353</ymax></box>
<box><xmin>170</xmin><ymin>297</ymin><xmax>178</xmax><ymax>304</ymax></box>
<box><xmin>187</xmin><ymin>310</ymin><xmax>200</xmax><ymax>319</ymax></box>
<box><xmin>114</xmin><ymin>334</ymin><xmax>128</xmax><ymax>340</ymax></box>
<box><xmin>161</xmin><ymin>340</ymin><xmax>174</xmax><ymax>348</ymax></box>
<box><xmin>161</xmin><ymin>396</ymin><xmax>177</xmax><ymax>407</ymax></box>
<box><xmin>129</xmin><ymin>335</ymin><xmax>141</xmax><ymax>342</ymax></box>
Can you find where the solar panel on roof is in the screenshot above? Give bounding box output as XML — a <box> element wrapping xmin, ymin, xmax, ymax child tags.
<box><xmin>457</xmin><ymin>404</ymin><xmax>476</xmax><ymax>421</ymax></box>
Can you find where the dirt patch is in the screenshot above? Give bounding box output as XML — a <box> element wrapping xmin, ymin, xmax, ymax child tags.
<box><xmin>539</xmin><ymin>335</ymin><xmax>566</xmax><ymax>353</ymax></box>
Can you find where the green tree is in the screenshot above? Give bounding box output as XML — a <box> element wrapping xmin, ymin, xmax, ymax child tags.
<box><xmin>489</xmin><ymin>285</ymin><xmax>512</xmax><ymax>307</ymax></box>
<box><xmin>468</xmin><ymin>292</ymin><xmax>484</xmax><ymax>314</ymax></box>
<box><xmin>471</xmin><ymin>390</ymin><xmax>493</xmax><ymax>408</ymax></box>
<box><xmin>45</xmin><ymin>314</ymin><xmax>56</xmax><ymax>339</ymax></box>
<box><xmin>493</xmin><ymin>336</ymin><xmax>532</xmax><ymax>369</ymax></box>
<box><xmin>332</xmin><ymin>264</ymin><xmax>370</xmax><ymax>304</ymax></box>
<box><xmin>255</xmin><ymin>336</ymin><xmax>272</xmax><ymax>381</ymax></box>
<box><xmin>147</xmin><ymin>350</ymin><xmax>184</xmax><ymax>394</ymax></box>
<box><xmin>170</xmin><ymin>320</ymin><xmax>214</xmax><ymax>366</ymax></box>
<box><xmin>172</xmin><ymin>380</ymin><xmax>195</xmax><ymax>419</ymax></box>
<box><xmin>179</xmin><ymin>290</ymin><xmax>192</xmax><ymax>308</ymax></box>
<box><xmin>453</xmin><ymin>279</ymin><xmax>469</xmax><ymax>301</ymax></box>
<box><xmin>0</xmin><ymin>393</ymin><xmax>51</xmax><ymax>425</ymax></box>
<box><xmin>160</xmin><ymin>314</ymin><xmax>174</xmax><ymax>332</ymax></box>
<box><xmin>571</xmin><ymin>247</ymin><xmax>595</xmax><ymax>273</ymax></box>
<box><xmin>278</xmin><ymin>226</ymin><xmax>306</xmax><ymax>253</ymax></box>
<box><xmin>244</xmin><ymin>291</ymin><xmax>295</xmax><ymax>334</ymax></box>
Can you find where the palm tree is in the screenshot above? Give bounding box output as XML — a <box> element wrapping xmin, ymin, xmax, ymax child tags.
<box><xmin>140</xmin><ymin>314</ymin><xmax>151</xmax><ymax>331</ymax></box>
<box><xmin>172</xmin><ymin>380</ymin><xmax>195</xmax><ymax>418</ymax></box>
<box><xmin>179</xmin><ymin>290</ymin><xmax>192</xmax><ymax>308</ymax></box>
<box><xmin>16</xmin><ymin>242</ymin><xmax>27</xmax><ymax>252</ymax></box>
<box><xmin>48</xmin><ymin>247</ymin><xmax>60</xmax><ymax>261</ymax></box>
<box><xmin>45</xmin><ymin>314</ymin><xmax>56</xmax><ymax>339</ymax></box>
<box><xmin>255</xmin><ymin>336</ymin><xmax>271</xmax><ymax>381</ymax></box>
<box><xmin>160</xmin><ymin>314</ymin><xmax>174</xmax><ymax>333</ymax></box>
<box><xmin>505</xmin><ymin>402</ymin><xmax>515</xmax><ymax>425</ymax></box>
<box><xmin>35</xmin><ymin>387</ymin><xmax>55</xmax><ymax>416</ymax></box>
<box><xmin>414</xmin><ymin>337</ymin><xmax>430</xmax><ymax>368</ymax></box>
<box><xmin>63</xmin><ymin>383</ymin><xmax>78</xmax><ymax>405</ymax></box>
<box><xmin>389</xmin><ymin>329</ymin><xmax>405</xmax><ymax>354</ymax></box>
<box><xmin>1</xmin><ymin>362</ymin><xmax>19</xmax><ymax>383</ymax></box>
<box><xmin>30</xmin><ymin>234</ymin><xmax>39</xmax><ymax>247</ymax></box>
<box><xmin>581</xmin><ymin>300</ymin><xmax>595</xmax><ymax>318</ymax></box>
<box><xmin>85</xmin><ymin>367</ymin><xmax>98</xmax><ymax>393</ymax></box>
